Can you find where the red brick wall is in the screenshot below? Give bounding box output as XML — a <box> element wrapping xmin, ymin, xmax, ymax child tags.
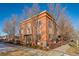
<box><xmin>19</xmin><ymin>11</ymin><xmax>56</xmax><ymax>47</ymax></box>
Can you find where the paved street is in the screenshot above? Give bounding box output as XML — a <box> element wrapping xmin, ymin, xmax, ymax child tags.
<box><xmin>0</xmin><ymin>42</ymin><xmax>18</xmax><ymax>52</ymax></box>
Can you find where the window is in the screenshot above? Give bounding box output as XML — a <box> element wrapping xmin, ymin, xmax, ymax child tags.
<box><xmin>26</xmin><ymin>24</ymin><xmax>32</xmax><ymax>34</ymax></box>
<box><xmin>21</xmin><ymin>30</ymin><xmax>23</xmax><ymax>34</ymax></box>
<box><xmin>49</xmin><ymin>34</ymin><xmax>53</xmax><ymax>40</ymax></box>
<box><xmin>48</xmin><ymin>20</ymin><xmax>54</xmax><ymax>35</ymax></box>
<box><xmin>36</xmin><ymin>20</ymin><xmax>42</xmax><ymax>28</ymax></box>
<box><xmin>48</xmin><ymin>21</ymin><xmax>52</xmax><ymax>28</ymax></box>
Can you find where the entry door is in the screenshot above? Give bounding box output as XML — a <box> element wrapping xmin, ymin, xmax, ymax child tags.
<box><xmin>25</xmin><ymin>35</ymin><xmax>32</xmax><ymax>45</ymax></box>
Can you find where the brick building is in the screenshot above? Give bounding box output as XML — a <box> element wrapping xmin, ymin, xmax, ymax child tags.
<box><xmin>19</xmin><ymin>11</ymin><xmax>63</xmax><ymax>48</ymax></box>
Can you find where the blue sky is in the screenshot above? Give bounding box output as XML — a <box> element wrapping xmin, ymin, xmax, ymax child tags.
<box><xmin>0</xmin><ymin>3</ymin><xmax>79</xmax><ymax>36</ymax></box>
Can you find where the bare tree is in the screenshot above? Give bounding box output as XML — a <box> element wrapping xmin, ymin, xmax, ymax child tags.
<box><xmin>48</xmin><ymin>3</ymin><xmax>61</xmax><ymax>20</ymax></box>
<box><xmin>32</xmin><ymin>3</ymin><xmax>40</xmax><ymax>15</ymax></box>
<box><xmin>47</xmin><ymin>4</ymin><xmax>61</xmax><ymax>36</ymax></box>
<box><xmin>20</xmin><ymin>3</ymin><xmax>40</xmax><ymax>21</ymax></box>
<box><xmin>57</xmin><ymin>8</ymin><xmax>74</xmax><ymax>41</ymax></box>
<box><xmin>4</xmin><ymin>20</ymin><xmax>10</xmax><ymax>35</ymax></box>
<box><xmin>3</xmin><ymin>14</ymin><xmax>16</xmax><ymax>42</ymax></box>
<box><xmin>48</xmin><ymin>3</ymin><xmax>74</xmax><ymax>42</ymax></box>
<box><xmin>48</xmin><ymin>3</ymin><xmax>54</xmax><ymax>15</ymax></box>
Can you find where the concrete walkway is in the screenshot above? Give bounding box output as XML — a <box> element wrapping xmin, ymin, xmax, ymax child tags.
<box><xmin>53</xmin><ymin>44</ymin><xmax>70</xmax><ymax>56</ymax></box>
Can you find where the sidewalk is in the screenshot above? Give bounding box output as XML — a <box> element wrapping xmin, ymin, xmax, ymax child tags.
<box><xmin>53</xmin><ymin>44</ymin><xmax>70</xmax><ymax>53</ymax></box>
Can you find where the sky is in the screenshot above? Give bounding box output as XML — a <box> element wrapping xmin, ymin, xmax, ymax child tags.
<box><xmin>0</xmin><ymin>3</ymin><xmax>79</xmax><ymax>36</ymax></box>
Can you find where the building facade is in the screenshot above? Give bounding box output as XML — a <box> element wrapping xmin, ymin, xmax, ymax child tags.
<box><xmin>19</xmin><ymin>11</ymin><xmax>63</xmax><ymax>48</ymax></box>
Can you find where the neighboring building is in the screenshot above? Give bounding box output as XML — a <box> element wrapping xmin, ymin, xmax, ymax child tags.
<box><xmin>19</xmin><ymin>11</ymin><xmax>64</xmax><ymax>48</ymax></box>
<box><xmin>0</xmin><ymin>35</ymin><xmax>7</xmax><ymax>42</ymax></box>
